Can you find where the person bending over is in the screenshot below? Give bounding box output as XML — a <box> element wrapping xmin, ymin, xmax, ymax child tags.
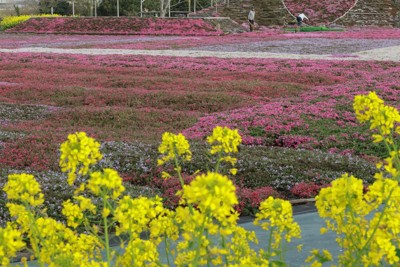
<box><xmin>296</xmin><ymin>13</ymin><xmax>308</xmax><ymax>28</ymax></box>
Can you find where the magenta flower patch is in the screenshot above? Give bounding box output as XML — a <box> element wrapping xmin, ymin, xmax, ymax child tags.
<box><xmin>6</xmin><ymin>17</ymin><xmax>224</xmax><ymax>36</ymax></box>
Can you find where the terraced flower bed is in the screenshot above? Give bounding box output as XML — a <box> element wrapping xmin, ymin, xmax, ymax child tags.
<box><xmin>0</xmin><ymin>28</ymin><xmax>399</xmax><ymax>222</ymax></box>
<box><xmin>5</xmin><ymin>17</ymin><xmax>224</xmax><ymax>36</ymax></box>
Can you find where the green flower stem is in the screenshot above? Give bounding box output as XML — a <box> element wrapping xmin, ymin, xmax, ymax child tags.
<box><xmin>389</xmin><ymin>137</ymin><xmax>400</xmax><ymax>181</ymax></box>
<box><xmin>344</xmin><ymin>177</ymin><xmax>363</xmax><ymax>261</ymax></box>
<box><xmin>164</xmin><ymin>236</ymin><xmax>171</xmax><ymax>267</ymax></box>
<box><xmin>215</xmin><ymin>151</ymin><xmax>223</xmax><ymax>173</ymax></box>
<box><xmin>193</xmin><ymin>212</ymin><xmax>209</xmax><ymax>267</ymax></box>
<box><xmin>206</xmin><ymin>231</ymin><xmax>211</xmax><ymax>267</ymax></box>
<box><xmin>221</xmin><ymin>234</ymin><xmax>228</xmax><ymax>265</ymax></box>
<box><xmin>267</xmin><ymin>226</ymin><xmax>275</xmax><ymax>255</ymax></box>
<box><xmin>360</xmin><ymin>188</ymin><xmax>394</xmax><ymax>254</ymax></box>
<box><xmin>26</xmin><ymin>208</ymin><xmax>45</xmax><ymax>267</ymax></box>
<box><xmin>280</xmin><ymin>237</ymin><xmax>287</xmax><ymax>262</ymax></box>
<box><xmin>173</xmin><ymin>148</ymin><xmax>185</xmax><ymax>188</ymax></box>
<box><xmin>102</xmin><ymin>197</ymin><xmax>111</xmax><ymax>266</ymax></box>
<box><xmin>172</xmin><ymin>145</ymin><xmax>197</xmax><ymax>219</ymax></box>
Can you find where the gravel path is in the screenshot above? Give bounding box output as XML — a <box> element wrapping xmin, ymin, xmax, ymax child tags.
<box><xmin>0</xmin><ymin>44</ymin><xmax>399</xmax><ymax>62</ymax></box>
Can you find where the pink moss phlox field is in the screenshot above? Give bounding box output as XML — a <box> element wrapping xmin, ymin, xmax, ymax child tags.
<box><xmin>284</xmin><ymin>0</ymin><xmax>356</xmax><ymax>24</ymax></box>
<box><xmin>5</xmin><ymin>17</ymin><xmax>223</xmax><ymax>36</ymax></box>
<box><xmin>0</xmin><ymin>50</ymin><xmax>399</xmax><ymax>169</ymax></box>
<box><xmin>2</xmin><ymin>28</ymin><xmax>400</xmax><ymax>50</ymax></box>
<box><xmin>180</xmin><ymin>59</ymin><xmax>400</xmax><ymax>148</ymax></box>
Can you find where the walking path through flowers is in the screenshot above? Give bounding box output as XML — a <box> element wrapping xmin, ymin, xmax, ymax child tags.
<box><xmin>1</xmin><ymin>45</ymin><xmax>400</xmax><ymax>61</ymax></box>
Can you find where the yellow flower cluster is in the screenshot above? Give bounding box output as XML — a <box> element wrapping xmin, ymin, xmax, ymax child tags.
<box><xmin>0</xmin><ymin>14</ymin><xmax>61</xmax><ymax>30</ymax></box>
<box><xmin>3</xmin><ymin>186</ymin><xmax>103</xmax><ymax>266</ymax></box>
<box><xmin>355</xmin><ymin>92</ymin><xmax>400</xmax><ymax>181</ymax></box>
<box><xmin>32</xmin><ymin>217</ymin><xmax>102</xmax><ymax>265</ymax></box>
<box><xmin>0</xmin><ymin>223</ymin><xmax>25</xmax><ymax>266</ymax></box>
<box><xmin>62</xmin><ymin>196</ymin><xmax>97</xmax><ymax>229</ymax></box>
<box><xmin>157</xmin><ymin>132</ymin><xmax>192</xmax><ymax>166</ymax></box>
<box><xmin>0</xmin><ymin>15</ymin><xmax>31</xmax><ymax>30</ymax></box>
<box><xmin>254</xmin><ymin>197</ymin><xmax>301</xmax><ymax>249</ymax></box>
<box><xmin>1</xmin><ymin>128</ymin><xmax>304</xmax><ymax>267</ymax></box>
<box><xmin>305</xmin><ymin>249</ymin><xmax>332</xmax><ymax>267</ymax></box>
<box><xmin>181</xmin><ymin>172</ymin><xmax>238</xmax><ymax>223</ymax></box>
<box><xmin>4</xmin><ymin>173</ymin><xmax>44</xmax><ymax>207</ymax></box>
<box><xmin>316</xmin><ymin>174</ymin><xmax>366</xmax><ymax>218</ymax></box>
<box><xmin>354</xmin><ymin>91</ymin><xmax>400</xmax><ymax>144</ymax></box>
<box><xmin>312</xmin><ymin>92</ymin><xmax>400</xmax><ymax>266</ymax></box>
<box><xmin>114</xmin><ymin>195</ymin><xmax>169</xmax><ymax>236</ymax></box>
<box><xmin>174</xmin><ymin>172</ymin><xmax>266</xmax><ymax>266</ymax></box>
<box><xmin>316</xmin><ymin>174</ymin><xmax>400</xmax><ymax>265</ymax></box>
<box><xmin>87</xmin><ymin>168</ymin><xmax>125</xmax><ymax>199</ymax></box>
<box><xmin>59</xmin><ymin>132</ymin><xmax>102</xmax><ymax>185</ymax></box>
<box><xmin>207</xmin><ymin>126</ymin><xmax>242</xmax><ymax>154</ymax></box>
<box><xmin>206</xmin><ymin>126</ymin><xmax>242</xmax><ymax>175</ymax></box>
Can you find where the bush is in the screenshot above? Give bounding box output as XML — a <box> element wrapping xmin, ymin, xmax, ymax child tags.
<box><xmin>0</xmin><ymin>14</ymin><xmax>60</xmax><ymax>31</ymax></box>
<box><xmin>301</xmin><ymin>25</ymin><xmax>344</xmax><ymax>32</ymax></box>
<box><xmin>290</xmin><ymin>182</ymin><xmax>327</xmax><ymax>198</ymax></box>
<box><xmin>236</xmin><ymin>186</ymin><xmax>282</xmax><ymax>215</ymax></box>
<box><xmin>0</xmin><ymin>15</ymin><xmax>31</xmax><ymax>30</ymax></box>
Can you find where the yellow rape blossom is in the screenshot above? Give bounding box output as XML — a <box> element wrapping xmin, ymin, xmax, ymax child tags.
<box><xmin>32</xmin><ymin>217</ymin><xmax>102</xmax><ymax>265</ymax></box>
<box><xmin>206</xmin><ymin>126</ymin><xmax>241</xmax><ymax>175</ymax></box>
<box><xmin>75</xmin><ymin>195</ymin><xmax>97</xmax><ymax>214</ymax></box>
<box><xmin>158</xmin><ymin>132</ymin><xmax>192</xmax><ymax>166</ymax></box>
<box><xmin>59</xmin><ymin>132</ymin><xmax>102</xmax><ymax>185</ymax></box>
<box><xmin>114</xmin><ymin>195</ymin><xmax>169</xmax><ymax>236</ymax></box>
<box><xmin>62</xmin><ymin>196</ymin><xmax>96</xmax><ymax>228</ymax></box>
<box><xmin>181</xmin><ymin>172</ymin><xmax>238</xmax><ymax>223</ymax></box>
<box><xmin>353</xmin><ymin>91</ymin><xmax>384</xmax><ymax>123</ymax></box>
<box><xmin>0</xmin><ymin>223</ymin><xmax>25</xmax><ymax>266</ymax></box>
<box><xmin>4</xmin><ymin>173</ymin><xmax>44</xmax><ymax>207</ymax></box>
<box><xmin>207</xmin><ymin>126</ymin><xmax>242</xmax><ymax>154</ymax></box>
<box><xmin>305</xmin><ymin>249</ymin><xmax>332</xmax><ymax>266</ymax></box>
<box><xmin>116</xmin><ymin>239</ymin><xmax>160</xmax><ymax>267</ymax></box>
<box><xmin>255</xmin><ymin>196</ymin><xmax>301</xmax><ymax>245</ymax></box>
<box><xmin>62</xmin><ymin>199</ymin><xmax>84</xmax><ymax>228</ymax></box>
<box><xmin>354</xmin><ymin>92</ymin><xmax>400</xmax><ymax>144</ymax></box>
<box><xmin>316</xmin><ymin>172</ymin><xmax>400</xmax><ymax>266</ymax></box>
<box><xmin>87</xmin><ymin>168</ymin><xmax>125</xmax><ymax>199</ymax></box>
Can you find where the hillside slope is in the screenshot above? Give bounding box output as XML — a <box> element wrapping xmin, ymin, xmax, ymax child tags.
<box><xmin>191</xmin><ymin>0</ymin><xmax>399</xmax><ymax>27</ymax></box>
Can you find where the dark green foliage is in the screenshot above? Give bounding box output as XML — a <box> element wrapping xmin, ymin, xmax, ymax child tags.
<box><xmin>300</xmin><ymin>25</ymin><xmax>343</xmax><ymax>32</ymax></box>
<box><xmin>100</xmin><ymin>140</ymin><xmax>376</xmax><ymax>197</ymax></box>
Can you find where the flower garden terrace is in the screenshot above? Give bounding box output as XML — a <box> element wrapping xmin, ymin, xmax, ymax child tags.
<box><xmin>1</xmin><ymin>93</ymin><xmax>400</xmax><ymax>266</ymax></box>
<box><xmin>0</xmin><ymin>28</ymin><xmax>399</xmax><ymax>224</ymax></box>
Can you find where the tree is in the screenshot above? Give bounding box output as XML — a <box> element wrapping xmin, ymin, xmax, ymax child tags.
<box><xmin>38</xmin><ymin>0</ymin><xmax>72</xmax><ymax>15</ymax></box>
<box><xmin>73</xmin><ymin>0</ymin><xmax>93</xmax><ymax>16</ymax></box>
<box><xmin>39</xmin><ymin>0</ymin><xmax>57</xmax><ymax>14</ymax></box>
<box><xmin>159</xmin><ymin>0</ymin><xmax>170</xmax><ymax>17</ymax></box>
<box><xmin>54</xmin><ymin>0</ymin><xmax>72</xmax><ymax>15</ymax></box>
<box><xmin>98</xmin><ymin>0</ymin><xmax>139</xmax><ymax>16</ymax></box>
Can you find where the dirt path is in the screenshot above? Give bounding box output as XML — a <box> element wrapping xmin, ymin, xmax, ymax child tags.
<box><xmin>0</xmin><ymin>45</ymin><xmax>399</xmax><ymax>61</ymax></box>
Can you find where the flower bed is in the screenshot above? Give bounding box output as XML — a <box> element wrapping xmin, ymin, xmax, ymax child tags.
<box><xmin>283</xmin><ymin>0</ymin><xmax>357</xmax><ymax>24</ymax></box>
<box><xmin>1</xmin><ymin>95</ymin><xmax>400</xmax><ymax>266</ymax></box>
<box><xmin>0</xmin><ymin>50</ymin><xmax>394</xmax><ymax>202</ymax></box>
<box><xmin>0</xmin><ymin>31</ymin><xmax>399</xmax><ymax>220</ymax></box>
<box><xmin>5</xmin><ymin>17</ymin><xmax>224</xmax><ymax>36</ymax></box>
